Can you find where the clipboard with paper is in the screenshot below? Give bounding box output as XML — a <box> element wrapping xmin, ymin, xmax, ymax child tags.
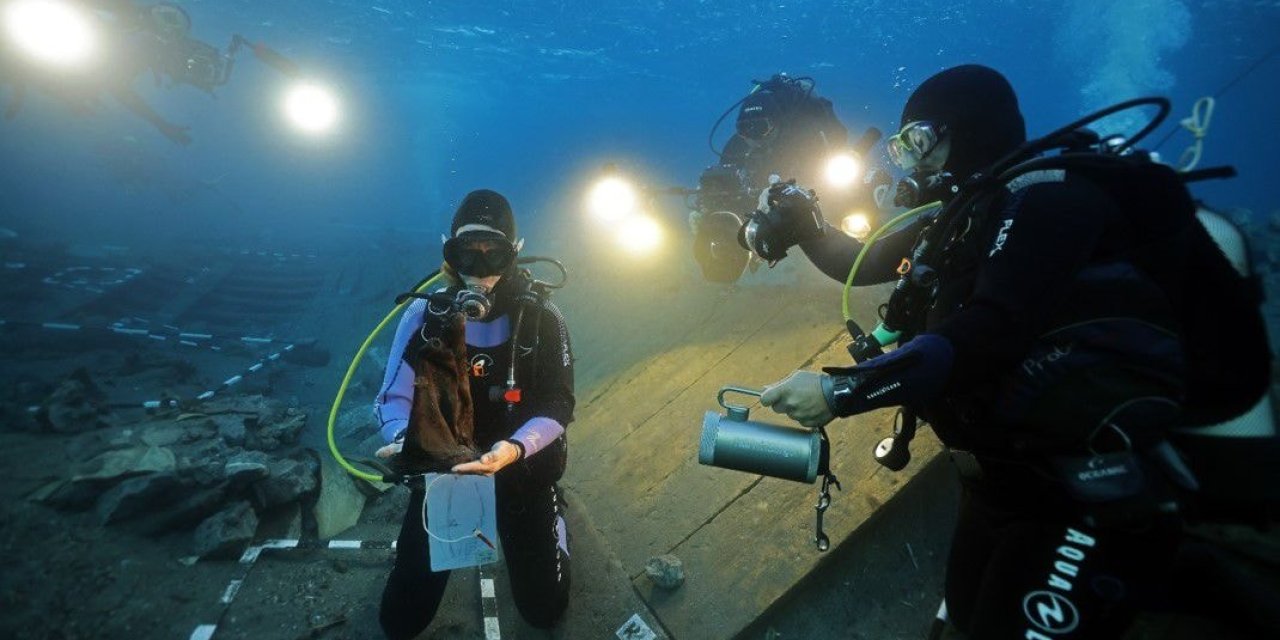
<box><xmin>423</xmin><ymin>473</ymin><xmax>500</xmax><ymax>571</ymax></box>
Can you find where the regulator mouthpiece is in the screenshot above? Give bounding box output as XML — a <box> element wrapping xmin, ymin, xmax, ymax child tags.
<box><xmin>894</xmin><ymin>171</ymin><xmax>957</xmax><ymax>208</ymax></box>
<box><xmin>457</xmin><ymin>286</ymin><xmax>492</xmax><ymax>320</ymax></box>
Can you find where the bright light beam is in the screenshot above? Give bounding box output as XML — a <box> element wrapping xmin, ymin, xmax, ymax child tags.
<box><xmin>616</xmin><ymin>214</ymin><xmax>663</xmax><ymax>255</ymax></box>
<box><xmin>841</xmin><ymin>212</ymin><xmax>872</xmax><ymax>240</ymax></box>
<box><xmin>283</xmin><ymin>82</ymin><xmax>340</xmax><ymax>135</ymax></box>
<box><xmin>587</xmin><ymin>176</ymin><xmax>637</xmax><ymax>223</ymax></box>
<box><xmin>3</xmin><ymin>0</ymin><xmax>98</xmax><ymax>69</ymax></box>
<box><xmin>825</xmin><ymin>152</ymin><xmax>862</xmax><ymax>189</ymax></box>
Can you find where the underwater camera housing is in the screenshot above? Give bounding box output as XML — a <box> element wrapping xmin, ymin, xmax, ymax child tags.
<box><xmin>179</xmin><ymin>39</ymin><xmax>231</xmax><ymax>90</ymax></box>
<box><xmin>696</xmin><ymin>164</ymin><xmax>756</xmax><ymax>213</ymax></box>
<box><xmin>738</xmin><ymin>180</ymin><xmax>825</xmax><ymax>263</ymax></box>
<box><xmin>691</xmin><ymin>165</ymin><xmax>757</xmax><ymax>283</ymax></box>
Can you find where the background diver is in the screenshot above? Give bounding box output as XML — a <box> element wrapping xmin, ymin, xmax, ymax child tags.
<box><xmin>121</xmin><ymin>2</ymin><xmax>300</xmax><ymax>94</ymax></box>
<box><xmin>2</xmin><ymin>1</ymin><xmax>299</xmax><ymax>144</ymax></box>
<box><xmin>1</xmin><ymin>0</ymin><xmax>191</xmax><ymax>143</ymax></box>
<box><xmin>692</xmin><ymin>73</ymin><xmax>888</xmax><ymax>282</ymax></box>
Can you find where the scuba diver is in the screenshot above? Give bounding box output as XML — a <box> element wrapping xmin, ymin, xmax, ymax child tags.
<box><xmin>129</xmin><ymin>3</ymin><xmax>298</xmax><ymax>94</ymax></box>
<box><xmin>373</xmin><ymin>190</ymin><xmax>574</xmax><ymax>638</ymax></box>
<box><xmin>131</xmin><ymin>1</ymin><xmax>232</xmax><ymax>94</ymax></box>
<box><xmin>716</xmin><ymin>73</ymin><xmax>849</xmax><ymax>190</ymax></box>
<box><xmin>694</xmin><ymin>73</ymin><xmax>888</xmax><ymax>283</ymax></box>
<box><xmin>2</xmin><ymin>1</ymin><xmax>298</xmax><ymax>145</ymax></box>
<box><xmin>0</xmin><ymin>0</ymin><xmax>193</xmax><ymax>143</ymax></box>
<box><xmin>754</xmin><ymin>65</ymin><xmax>1274</xmax><ymax>638</ymax></box>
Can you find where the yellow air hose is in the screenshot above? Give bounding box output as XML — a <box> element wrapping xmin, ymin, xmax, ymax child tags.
<box><xmin>842</xmin><ymin>202</ymin><xmax>942</xmax><ymax>322</ymax></box>
<box><xmin>326</xmin><ymin>273</ymin><xmax>445</xmax><ymax>483</ymax></box>
<box><xmin>1177</xmin><ymin>96</ymin><xmax>1215</xmax><ymax>172</ymax></box>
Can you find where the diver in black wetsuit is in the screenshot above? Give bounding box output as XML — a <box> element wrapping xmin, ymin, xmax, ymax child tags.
<box><xmin>694</xmin><ymin>74</ymin><xmax>888</xmax><ymax>282</ymax></box>
<box><xmin>758</xmin><ymin>65</ymin><xmax>1273</xmax><ymax>638</ymax></box>
<box><xmin>373</xmin><ymin>190</ymin><xmax>574</xmax><ymax>638</ymax></box>
<box><xmin>719</xmin><ymin>73</ymin><xmax>850</xmax><ymax>190</ymax></box>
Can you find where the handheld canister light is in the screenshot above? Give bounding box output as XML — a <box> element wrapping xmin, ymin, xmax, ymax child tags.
<box><xmin>700</xmin><ymin>386</ymin><xmax>825</xmax><ymax>483</ymax></box>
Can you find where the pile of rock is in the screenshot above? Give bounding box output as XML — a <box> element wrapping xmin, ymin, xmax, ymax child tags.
<box><xmin>30</xmin><ymin>377</ymin><xmax>375</xmax><ymax>560</ymax></box>
<box><xmin>35</xmin><ymin>367</ymin><xmax>113</xmax><ymax>433</ymax></box>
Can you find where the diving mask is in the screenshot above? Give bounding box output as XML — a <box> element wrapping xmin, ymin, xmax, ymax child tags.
<box><xmin>887</xmin><ymin>121</ymin><xmax>948</xmax><ymax>171</ymax></box>
<box><xmin>737</xmin><ymin>116</ymin><xmax>775</xmax><ymax>141</ymax></box>
<box><xmin>444</xmin><ymin>237</ymin><xmax>516</xmax><ymax>278</ymax></box>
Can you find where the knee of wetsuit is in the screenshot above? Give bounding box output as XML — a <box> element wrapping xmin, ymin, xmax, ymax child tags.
<box><xmin>517</xmin><ymin>593</ymin><xmax>569</xmax><ymax>629</ymax></box>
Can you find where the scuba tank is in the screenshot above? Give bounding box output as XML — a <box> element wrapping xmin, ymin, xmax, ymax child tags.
<box><xmin>1169</xmin><ymin>206</ymin><xmax>1278</xmax><ymax>523</ymax></box>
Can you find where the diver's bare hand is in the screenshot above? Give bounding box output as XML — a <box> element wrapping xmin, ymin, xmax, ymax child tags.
<box><xmin>761</xmin><ymin>370</ymin><xmax>836</xmax><ymax>429</ymax></box>
<box><xmin>375</xmin><ymin>441</ymin><xmax>402</xmax><ymax>459</ymax></box>
<box><xmin>452</xmin><ymin>441</ymin><xmax>521</xmax><ymax>476</ymax></box>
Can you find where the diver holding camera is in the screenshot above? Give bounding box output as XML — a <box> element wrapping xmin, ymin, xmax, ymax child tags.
<box><xmin>721</xmin><ymin>65</ymin><xmax>1274</xmax><ymax>638</ymax></box>
<box><xmin>737</xmin><ymin>180</ymin><xmax>825</xmax><ymax>265</ymax></box>
<box><xmin>691</xmin><ymin>73</ymin><xmax>890</xmax><ymax>283</ymax></box>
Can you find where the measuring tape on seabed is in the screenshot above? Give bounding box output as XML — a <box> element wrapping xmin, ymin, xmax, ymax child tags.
<box><xmin>23</xmin><ymin>342</ymin><xmax>297</xmax><ymax>414</ymax></box>
<box><xmin>0</xmin><ymin>317</ymin><xmax>302</xmax><ymax>354</ymax></box>
<box><xmin>228</xmin><ymin>248</ymin><xmax>318</xmax><ymax>261</ymax></box>
<box><xmin>40</xmin><ymin>266</ymin><xmax>145</xmax><ymax>295</ymax></box>
<box><xmin>186</xmin><ymin>538</ymin><xmax>503</xmax><ymax>640</ymax></box>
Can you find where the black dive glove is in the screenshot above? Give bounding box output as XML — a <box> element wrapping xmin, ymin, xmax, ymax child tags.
<box><xmin>738</xmin><ymin>180</ymin><xmax>826</xmax><ymax>262</ymax></box>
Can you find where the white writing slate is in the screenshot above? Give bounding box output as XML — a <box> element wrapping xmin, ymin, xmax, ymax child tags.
<box><xmin>425</xmin><ymin>473</ymin><xmax>500</xmax><ymax>571</ymax></box>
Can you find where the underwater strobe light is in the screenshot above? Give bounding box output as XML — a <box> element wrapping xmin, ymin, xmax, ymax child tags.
<box><xmin>586</xmin><ymin>176</ymin><xmax>638</xmax><ymax>223</ymax></box>
<box><xmin>840</xmin><ymin>211</ymin><xmax>871</xmax><ymax>240</ymax></box>
<box><xmin>824</xmin><ymin>152</ymin><xmax>862</xmax><ymax>189</ymax></box>
<box><xmin>616</xmin><ymin>214</ymin><xmax>663</xmax><ymax>255</ymax></box>
<box><xmin>3</xmin><ymin>0</ymin><xmax>98</xmax><ymax>69</ymax></box>
<box><xmin>582</xmin><ymin>167</ymin><xmax>666</xmax><ymax>257</ymax></box>
<box><xmin>282</xmin><ymin>81</ymin><xmax>340</xmax><ymax>136</ymax></box>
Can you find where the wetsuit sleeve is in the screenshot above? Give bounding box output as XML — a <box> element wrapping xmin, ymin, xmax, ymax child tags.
<box><xmin>933</xmin><ymin>180</ymin><xmax>1118</xmax><ymax>387</ymax></box>
<box><xmin>798</xmin><ymin>218</ymin><xmax>925</xmax><ymax>285</ymax></box>
<box><xmin>373</xmin><ymin>299</ymin><xmax>426</xmax><ymax>444</ymax></box>
<box><xmin>511</xmin><ymin>303</ymin><xmax>575</xmax><ymax>457</ymax></box>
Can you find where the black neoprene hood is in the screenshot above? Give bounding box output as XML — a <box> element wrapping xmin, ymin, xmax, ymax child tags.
<box><xmin>901</xmin><ymin>65</ymin><xmax>1027</xmax><ymax>178</ymax></box>
<box><xmin>451</xmin><ymin>189</ymin><xmax>517</xmax><ymax>239</ymax></box>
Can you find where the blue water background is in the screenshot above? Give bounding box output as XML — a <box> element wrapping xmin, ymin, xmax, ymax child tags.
<box><xmin>1</xmin><ymin>0</ymin><xmax>1277</xmax><ymax>245</ymax></box>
